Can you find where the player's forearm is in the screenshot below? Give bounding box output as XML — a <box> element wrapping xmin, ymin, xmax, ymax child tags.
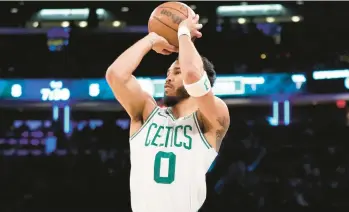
<box><xmin>106</xmin><ymin>35</ymin><xmax>153</xmax><ymax>83</ymax></box>
<box><xmin>178</xmin><ymin>36</ymin><xmax>204</xmax><ymax>84</ymax></box>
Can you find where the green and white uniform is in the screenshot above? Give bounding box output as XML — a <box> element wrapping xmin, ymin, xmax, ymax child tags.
<box><xmin>129</xmin><ymin>106</ymin><xmax>217</xmax><ymax>212</ymax></box>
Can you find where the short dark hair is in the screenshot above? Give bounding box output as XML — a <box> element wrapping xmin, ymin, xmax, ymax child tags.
<box><xmin>201</xmin><ymin>56</ymin><xmax>216</xmax><ymax>87</ymax></box>
<box><xmin>176</xmin><ymin>55</ymin><xmax>217</xmax><ymax>87</ymax></box>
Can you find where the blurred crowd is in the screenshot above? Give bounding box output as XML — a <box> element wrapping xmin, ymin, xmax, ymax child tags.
<box><xmin>1</xmin><ymin>28</ymin><xmax>349</xmax><ymax>79</ymax></box>
<box><xmin>1</xmin><ymin>2</ymin><xmax>349</xmax><ymax>79</ymax></box>
<box><xmin>0</xmin><ymin>107</ymin><xmax>349</xmax><ymax>212</ymax></box>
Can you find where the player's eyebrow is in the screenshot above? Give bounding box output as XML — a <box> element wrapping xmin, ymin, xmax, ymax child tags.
<box><xmin>167</xmin><ymin>67</ymin><xmax>180</xmax><ymax>75</ymax></box>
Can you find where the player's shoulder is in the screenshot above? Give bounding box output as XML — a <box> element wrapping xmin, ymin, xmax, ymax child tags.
<box><xmin>130</xmin><ymin>99</ymin><xmax>158</xmax><ymax>123</ymax></box>
<box><xmin>213</xmin><ymin>96</ymin><xmax>230</xmax><ymax>125</ymax></box>
<box><xmin>214</xmin><ymin>96</ymin><xmax>228</xmax><ymax>110</ymax></box>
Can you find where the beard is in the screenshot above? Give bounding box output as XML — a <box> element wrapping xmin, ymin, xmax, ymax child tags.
<box><xmin>163</xmin><ymin>85</ymin><xmax>190</xmax><ymax>107</ymax></box>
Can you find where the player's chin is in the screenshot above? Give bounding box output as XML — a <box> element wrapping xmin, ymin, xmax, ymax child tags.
<box><xmin>164</xmin><ymin>89</ymin><xmax>174</xmax><ymax>96</ymax></box>
<box><xmin>164</xmin><ymin>92</ymin><xmax>175</xmax><ymax>97</ymax></box>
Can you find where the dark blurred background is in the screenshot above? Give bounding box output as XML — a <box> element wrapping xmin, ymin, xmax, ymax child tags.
<box><xmin>1</xmin><ymin>1</ymin><xmax>349</xmax><ymax>212</ymax></box>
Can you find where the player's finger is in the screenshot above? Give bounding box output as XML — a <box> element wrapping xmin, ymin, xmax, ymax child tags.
<box><xmin>195</xmin><ymin>24</ymin><xmax>203</xmax><ymax>30</ymax></box>
<box><xmin>193</xmin><ymin>31</ymin><xmax>202</xmax><ymax>38</ymax></box>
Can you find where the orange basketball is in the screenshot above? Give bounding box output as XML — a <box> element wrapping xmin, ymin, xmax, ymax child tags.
<box><xmin>148</xmin><ymin>2</ymin><xmax>195</xmax><ymax>47</ymax></box>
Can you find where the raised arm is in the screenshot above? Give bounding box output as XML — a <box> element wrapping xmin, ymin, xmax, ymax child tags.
<box><xmin>106</xmin><ymin>33</ymin><xmax>177</xmax><ymax>122</ymax></box>
<box><xmin>177</xmin><ymin>14</ymin><xmax>230</xmax><ymax>151</ymax></box>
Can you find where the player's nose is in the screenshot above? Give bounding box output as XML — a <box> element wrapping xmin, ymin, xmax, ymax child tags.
<box><xmin>165</xmin><ymin>77</ymin><xmax>172</xmax><ymax>83</ymax></box>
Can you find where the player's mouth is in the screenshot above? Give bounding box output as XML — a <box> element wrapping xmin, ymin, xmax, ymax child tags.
<box><xmin>164</xmin><ymin>84</ymin><xmax>172</xmax><ymax>89</ymax></box>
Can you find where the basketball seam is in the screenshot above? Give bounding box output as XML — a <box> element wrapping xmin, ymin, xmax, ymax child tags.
<box><xmin>152</xmin><ymin>16</ymin><xmax>178</xmax><ymax>32</ymax></box>
<box><xmin>157</xmin><ymin>6</ymin><xmax>188</xmax><ymax>17</ymax></box>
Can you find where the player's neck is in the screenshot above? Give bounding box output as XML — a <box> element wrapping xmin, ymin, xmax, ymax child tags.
<box><xmin>169</xmin><ymin>98</ymin><xmax>197</xmax><ymax>119</ymax></box>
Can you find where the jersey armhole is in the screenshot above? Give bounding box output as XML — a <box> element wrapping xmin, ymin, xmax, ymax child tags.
<box><xmin>130</xmin><ymin>106</ymin><xmax>159</xmax><ymax>141</ymax></box>
<box><xmin>193</xmin><ymin>111</ymin><xmax>213</xmax><ymax>150</ymax></box>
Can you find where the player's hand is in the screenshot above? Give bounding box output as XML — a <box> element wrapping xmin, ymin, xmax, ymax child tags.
<box><xmin>179</xmin><ymin>13</ymin><xmax>203</xmax><ymax>39</ymax></box>
<box><xmin>147</xmin><ymin>32</ymin><xmax>178</xmax><ymax>55</ymax></box>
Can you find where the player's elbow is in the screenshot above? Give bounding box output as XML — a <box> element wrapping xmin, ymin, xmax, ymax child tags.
<box><xmin>106</xmin><ymin>66</ymin><xmax>126</xmax><ymax>84</ymax></box>
<box><xmin>105</xmin><ymin>68</ymin><xmax>113</xmax><ymax>84</ymax></box>
<box><xmin>106</xmin><ymin>67</ymin><xmax>116</xmax><ymax>83</ymax></box>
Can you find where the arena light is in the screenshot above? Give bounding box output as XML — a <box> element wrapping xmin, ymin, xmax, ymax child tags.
<box><xmin>266</xmin><ymin>17</ymin><xmax>275</xmax><ymax>23</ymax></box>
<box><xmin>291</xmin><ymin>16</ymin><xmax>300</xmax><ymax>22</ymax></box>
<box><xmin>64</xmin><ymin>106</ymin><xmax>71</xmax><ymax>133</ymax></box>
<box><xmin>89</xmin><ymin>83</ymin><xmax>100</xmax><ymax>97</ymax></box>
<box><xmin>11</xmin><ymin>84</ymin><xmax>22</xmax><ymax>98</ymax></box>
<box><xmin>313</xmin><ymin>69</ymin><xmax>349</xmax><ymax>80</ymax></box>
<box><xmin>283</xmin><ymin>100</ymin><xmax>290</xmax><ymax>125</ymax></box>
<box><xmin>39</xmin><ymin>8</ymin><xmax>89</xmax><ymax>16</ymax></box>
<box><xmin>200</xmin><ymin>18</ymin><xmax>208</xmax><ymax>25</ymax></box>
<box><xmin>242</xmin><ymin>76</ymin><xmax>265</xmax><ymax>84</ymax></box>
<box><xmin>291</xmin><ymin>74</ymin><xmax>306</xmax><ymax>83</ymax></box>
<box><xmin>113</xmin><ymin>21</ymin><xmax>121</xmax><ymax>27</ymax></box>
<box><xmin>336</xmin><ymin>100</ymin><xmax>346</xmax><ymax>109</ymax></box>
<box><xmin>213</xmin><ymin>77</ymin><xmax>245</xmax><ymax>96</ymax></box>
<box><xmin>61</xmin><ymin>21</ymin><xmax>70</xmax><ymax>27</ymax></box>
<box><xmin>291</xmin><ymin>74</ymin><xmax>306</xmax><ymax>89</ymax></box>
<box><xmin>11</xmin><ymin>8</ymin><xmax>18</xmax><ymax>13</ymax></box>
<box><xmin>52</xmin><ymin>105</ymin><xmax>59</xmax><ymax>121</ymax></box>
<box><xmin>218</xmin><ymin>4</ymin><xmax>283</xmax><ymax>12</ymax></box>
<box><xmin>269</xmin><ymin>101</ymin><xmax>279</xmax><ymax>126</ymax></box>
<box><xmin>96</xmin><ymin>8</ymin><xmax>106</xmax><ymax>16</ymax></box>
<box><xmin>121</xmin><ymin>7</ymin><xmax>129</xmax><ymax>12</ymax></box>
<box><xmin>35</xmin><ymin>8</ymin><xmax>111</xmax><ymax>22</ymax></box>
<box><xmin>217</xmin><ymin>4</ymin><xmax>286</xmax><ymax>17</ymax></box>
<box><xmin>32</xmin><ymin>22</ymin><xmax>39</xmax><ymax>28</ymax></box>
<box><xmin>45</xmin><ymin>136</ymin><xmax>57</xmax><ymax>154</ymax></box>
<box><xmin>78</xmin><ymin>21</ymin><xmax>88</xmax><ymax>28</ymax></box>
<box><xmin>237</xmin><ymin>18</ymin><xmax>246</xmax><ymax>24</ymax></box>
<box><xmin>345</xmin><ymin>78</ymin><xmax>349</xmax><ymax>89</ymax></box>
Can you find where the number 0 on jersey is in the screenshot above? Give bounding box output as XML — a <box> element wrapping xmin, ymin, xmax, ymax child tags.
<box><xmin>153</xmin><ymin>151</ymin><xmax>177</xmax><ymax>184</ymax></box>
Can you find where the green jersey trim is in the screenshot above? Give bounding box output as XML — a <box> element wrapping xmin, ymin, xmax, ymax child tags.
<box><xmin>166</xmin><ymin>108</ymin><xmax>176</xmax><ymax>121</ymax></box>
<box><xmin>130</xmin><ymin>106</ymin><xmax>159</xmax><ymax>141</ymax></box>
<box><xmin>166</xmin><ymin>108</ymin><xmax>194</xmax><ymax>121</ymax></box>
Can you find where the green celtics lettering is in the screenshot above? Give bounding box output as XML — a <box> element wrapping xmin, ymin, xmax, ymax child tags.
<box><xmin>145</xmin><ymin>123</ymin><xmax>193</xmax><ymax>150</ymax></box>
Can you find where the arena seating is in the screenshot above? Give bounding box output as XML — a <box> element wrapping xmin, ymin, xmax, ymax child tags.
<box><xmin>0</xmin><ymin>107</ymin><xmax>348</xmax><ymax>211</ymax></box>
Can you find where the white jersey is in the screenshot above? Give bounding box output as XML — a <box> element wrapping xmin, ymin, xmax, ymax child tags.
<box><xmin>129</xmin><ymin>106</ymin><xmax>217</xmax><ymax>212</ymax></box>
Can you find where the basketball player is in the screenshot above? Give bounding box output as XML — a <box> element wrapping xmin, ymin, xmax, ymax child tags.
<box><xmin>106</xmin><ymin>14</ymin><xmax>230</xmax><ymax>212</ymax></box>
